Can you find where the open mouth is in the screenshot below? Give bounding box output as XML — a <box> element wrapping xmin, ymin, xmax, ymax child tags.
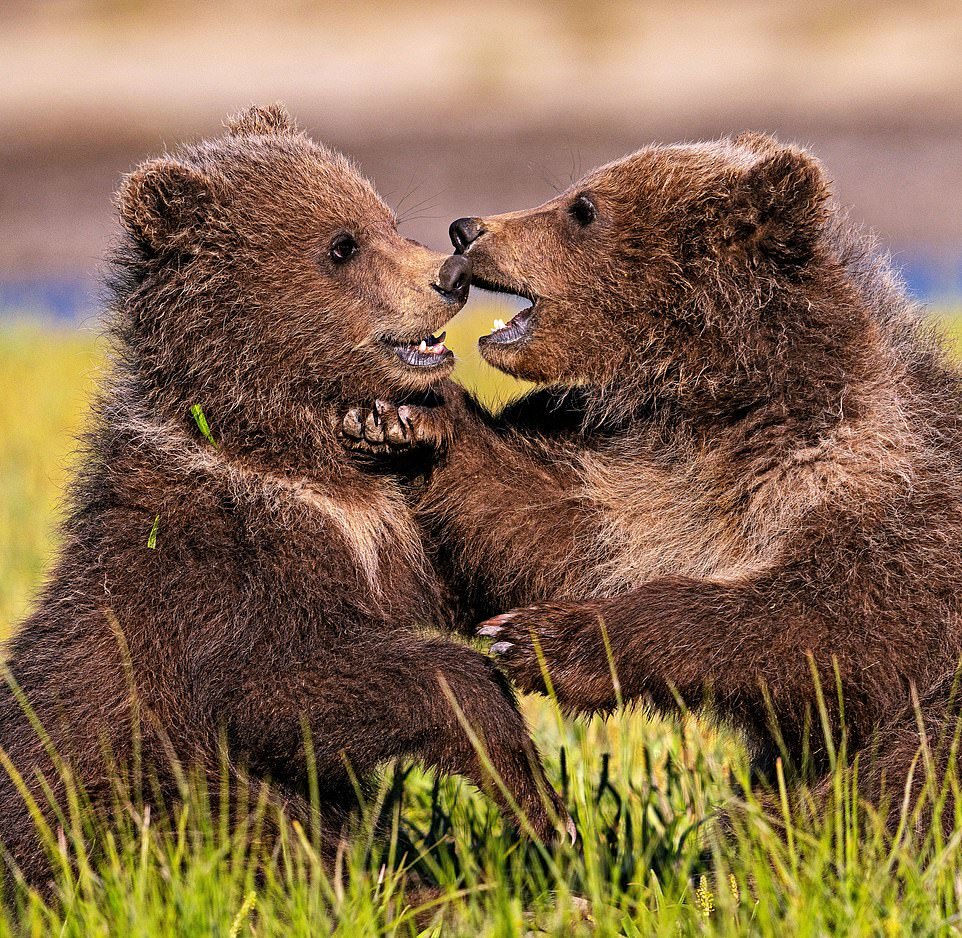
<box><xmin>485</xmin><ymin>306</ymin><xmax>536</xmax><ymax>345</ymax></box>
<box><xmin>382</xmin><ymin>331</ymin><xmax>454</xmax><ymax>368</ymax></box>
<box><xmin>475</xmin><ymin>278</ymin><xmax>538</xmax><ymax>347</ymax></box>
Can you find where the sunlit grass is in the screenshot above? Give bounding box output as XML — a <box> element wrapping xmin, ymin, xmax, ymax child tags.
<box><xmin>0</xmin><ymin>323</ymin><xmax>102</xmax><ymax>631</ymax></box>
<box><xmin>445</xmin><ymin>297</ymin><xmax>534</xmax><ymax>411</ymax></box>
<box><xmin>1</xmin><ymin>312</ymin><xmax>962</xmax><ymax>935</ymax></box>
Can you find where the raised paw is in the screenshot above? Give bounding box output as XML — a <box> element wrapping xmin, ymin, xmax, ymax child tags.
<box><xmin>339</xmin><ymin>400</ymin><xmax>450</xmax><ymax>455</ymax></box>
<box><xmin>477</xmin><ymin>601</ymin><xmax>611</xmax><ymax>706</ymax></box>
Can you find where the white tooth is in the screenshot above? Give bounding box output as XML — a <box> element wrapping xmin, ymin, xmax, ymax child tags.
<box><xmin>493</xmin><ymin>319</ymin><xmax>506</xmax><ymax>332</ymax></box>
<box><xmin>418</xmin><ymin>340</ymin><xmax>428</xmax><ymax>353</ymax></box>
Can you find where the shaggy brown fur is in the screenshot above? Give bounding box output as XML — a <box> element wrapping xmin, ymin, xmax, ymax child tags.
<box><xmin>0</xmin><ymin>105</ymin><xmax>563</xmax><ymax>886</ymax></box>
<box><xmin>348</xmin><ymin>133</ymin><xmax>962</xmax><ymax>825</ymax></box>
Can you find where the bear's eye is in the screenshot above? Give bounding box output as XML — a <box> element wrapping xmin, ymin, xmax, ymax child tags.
<box><xmin>329</xmin><ymin>232</ymin><xmax>358</xmax><ymax>264</ymax></box>
<box><xmin>568</xmin><ymin>195</ymin><xmax>597</xmax><ymax>227</ymax></box>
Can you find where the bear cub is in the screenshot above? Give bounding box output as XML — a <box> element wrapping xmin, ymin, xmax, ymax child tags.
<box><xmin>0</xmin><ymin>105</ymin><xmax>562</xmax><ymax>885</ymax></box>
<box><xmin>351</xmin><ymin>133</ymin><xmax>962</xmax><ymax>827</ymax></box>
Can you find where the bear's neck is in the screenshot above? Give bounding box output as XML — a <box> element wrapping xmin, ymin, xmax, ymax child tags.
<box><xmin>113</xmin><ymin>367</ymin><xmax>354</xmax><ymax>476</ymax></box>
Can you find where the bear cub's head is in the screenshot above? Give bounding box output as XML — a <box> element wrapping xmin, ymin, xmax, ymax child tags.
<box><xmin>114</xmin><ymin>105</ymin><xmax>469</xmax><ymax>445</ymax></box>
<box><xmin>452</xmin><ymin>133</ymin><xmax>841</xmax><ymax>416</ymax></box>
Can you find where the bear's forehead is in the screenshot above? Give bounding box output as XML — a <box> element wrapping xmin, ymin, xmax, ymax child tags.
<box><xmin>588</xmin><ymin>140</ymin><xmax>758</xmax><ymax>195</ymax></box>
<box><xmin>186</xmin><ymin>135</ymin><xmax>392</xmax><ymax>225</ymax></box>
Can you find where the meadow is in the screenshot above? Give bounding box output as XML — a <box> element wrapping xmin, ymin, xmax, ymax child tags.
<box><xmin>3</xmin><ymin>307</ymin><xmax>962</xmax><ymax>935</ymax></box>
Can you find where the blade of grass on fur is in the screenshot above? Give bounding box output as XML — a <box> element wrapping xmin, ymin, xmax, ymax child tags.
<box><xmin>147</xmin><ymin>514</ymin><xmax>160</xmax><ymax>549</ymax></box>
<box><xmin>190</xmin><ymin>404</ymin><xmax>218</xmax><ymax>447</ymax></box>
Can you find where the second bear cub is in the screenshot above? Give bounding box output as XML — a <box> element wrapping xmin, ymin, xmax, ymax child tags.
<box><xmin>351</xmin><ymin>134</ymin><xmax>962</xmax><ymax>824</ymax></box>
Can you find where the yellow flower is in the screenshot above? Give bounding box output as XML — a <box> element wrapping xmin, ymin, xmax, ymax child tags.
<box><xmin>695</xmin><ymin>874</ymin><xmax>715</xmax><ymax>917</ymax></box>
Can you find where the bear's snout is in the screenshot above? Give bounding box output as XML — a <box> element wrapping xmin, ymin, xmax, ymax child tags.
<box><xmin>435</xmin><ymin>253</ymin><xmax>472</xmax><ymax>303</ymax></box>
<box><xmin>449</xmin><ymin>217</ymin><xmax>484</xmax><ymax>254</ymax></box>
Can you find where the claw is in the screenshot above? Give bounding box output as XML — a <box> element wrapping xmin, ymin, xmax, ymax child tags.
<box><xmin>364</xmin><ymin>409</ymin><xmax>385</xmax><ymax>442</ymax></box>
<box><xmin>343</xmin><ymin>409</ymin><xmax>363</xmax><ymax>439</ymax></box>
<box><xmin>477</xmin><ymin>625</ymin><xmax>503</xmax><ymax>638</ymax></box>
<box><xmin>483</xmin><ymin>612</ymin><xmax>516</xmax><ymax>628</ymax></box>
<box><xmin>565</xmin><ymin>814</ymin><xmax>578</xmax><ymax>845</ymax></box>
<box><xmin>490</xmin><ymin>641</ymin><xmax>515</xmax><ymax>655</ymax></box>
<box><xmin>397</xmin><ymin>405</ymin><xmax>412</xmax><ymax>429</ymax></box>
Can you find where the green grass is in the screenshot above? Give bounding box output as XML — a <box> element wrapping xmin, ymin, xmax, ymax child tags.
<box><xmin>0</xmin><ymin>324</ymin><xmax>102</xmax><ymax>631</ymax></box>
<box><xmin>3</xmin><ymin>312</ymin><xmax>962</xmax><ymax>934</ymax></box>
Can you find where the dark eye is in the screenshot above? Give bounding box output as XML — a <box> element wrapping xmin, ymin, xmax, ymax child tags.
<box><xmin>568</xmin><ymin>194</ymin><xmax>597</xmax><ymax>227</ymax></box>
<box><xmin>329</xmin><ymin>232</ymin><xmax>358</xmax><ymax>264</ymax></box>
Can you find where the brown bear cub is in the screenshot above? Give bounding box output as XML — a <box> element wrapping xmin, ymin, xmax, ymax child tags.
<box><xmin>0</xmin><ymin>105</ymin><xmax>564</xmax><ymax>886</ymax></box>
<box><xmin>349</xmin><ymin>133</ymin><xmax>962</xmax><ymax>824</ymax></box>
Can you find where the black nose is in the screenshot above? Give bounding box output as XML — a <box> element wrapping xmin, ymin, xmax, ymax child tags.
<box><xmin>436</xmin><ymin>253</ymin><xmax>472</xmax><ymax>302</ymax></box>
<box><xmin>449</xmin><ymin>217</ymin><xmax>484</xmax><ymax>254</ymax></box>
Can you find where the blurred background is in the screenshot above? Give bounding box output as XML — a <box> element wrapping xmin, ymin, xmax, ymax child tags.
<box><xmin>2</xmin><ymin>0</ymin><xmax>962</xmax><ymax>626</ymax></box>
<box><xmin>2</xmin><ymin>0</ymin><xmax>962</xmax><ymax>321</ymax></box>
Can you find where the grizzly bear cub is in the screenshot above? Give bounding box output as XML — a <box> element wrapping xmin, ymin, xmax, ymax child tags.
<box><xmin>0</xmin><ymin>105</ymin><xmax>564</xmax><ymax>885</ymax></box>
<box><xmin>348</xmin><ymin>133</ymin><xmax>962</xmax><ymax>823</ymax></box>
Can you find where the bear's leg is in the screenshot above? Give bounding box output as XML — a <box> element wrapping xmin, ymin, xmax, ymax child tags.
<box><xmin>221</xmin><ymin>634</ymin><xmax>569</xmax><ymax>845</ymax></box>
<box><xmin>817</xmin><ymin>672</ymin><xmax>962</xmax><ymax>836</ymax></box>
<box><xmin>475</xmin><ymin>574</ymin><xmax>865</xmax><ymax>758</ymax></box>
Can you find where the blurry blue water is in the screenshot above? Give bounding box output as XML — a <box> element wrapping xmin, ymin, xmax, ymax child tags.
<box><xmin>2</xmin><ymin>252</ymin><xmax>961</xmax><ymax>323</ymax></box>
<box><xmin>898</xmin><ymin>255</ymin><xmax>962</xmax><ymax>304</ymax></box>
<box><xmin>0</xmin><ymin>277</ymin><xmax>101</xmax><ymax>323</ymax></box>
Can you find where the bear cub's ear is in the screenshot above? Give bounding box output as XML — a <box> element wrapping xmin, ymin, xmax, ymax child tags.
<box><xmin>117</xmin><ymin>159</ymin><xmax>218</xmax><ymax>253</ymax></box>
<box><xmin>727</xmin><ymin>145</ymin><xmax>830</xmax><ymax>269</ymax></box>
<box><xmin>224</xmin><ymin>104</ymin><xmax>297</xmax><ymax>137</ymax></box>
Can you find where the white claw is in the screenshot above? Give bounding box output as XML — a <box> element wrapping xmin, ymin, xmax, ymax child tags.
<box><xmin>490</xmin><ymin>641</ymin><xmax>515</xmax><ymax>655</ymax></box>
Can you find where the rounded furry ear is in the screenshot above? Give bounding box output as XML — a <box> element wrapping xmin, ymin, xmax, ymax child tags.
<box><xmin>727</xmin><ymin>146</ymin><xmax>829</xmax><ymax>268</ymax></box>
<box><xmin>224</xmin><ymin>104</ymin><xmax>297</xmax><ymax>137</ymax></box>
<box><xmin>117</xmin><ymin>159</ymin><xmax>217</xmax><ymax>252</ymax></box>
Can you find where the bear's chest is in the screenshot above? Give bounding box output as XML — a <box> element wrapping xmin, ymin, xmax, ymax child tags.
<box><xmin>578</xmin><ymin>452</ymin><xmax>756</xmax><ymax>595</ymax></box>
<box><xmin>236</xmin><ymin>472</ymin><xmax>446</xmax><ymax>628</ymax></box>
